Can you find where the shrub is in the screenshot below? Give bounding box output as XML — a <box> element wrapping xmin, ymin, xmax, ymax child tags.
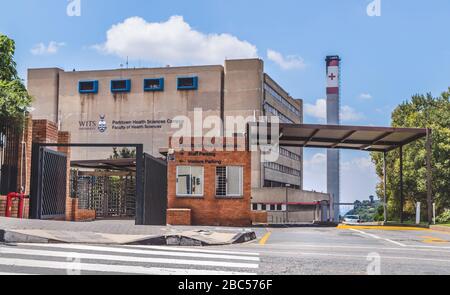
<box><xmin>436</xmin><ymin>209</ymin><xmax>450</xmax><ymax>224</ymax></box>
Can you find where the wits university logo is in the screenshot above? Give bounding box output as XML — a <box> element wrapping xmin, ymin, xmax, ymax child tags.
<box><xmin>78</xmin><ymin>115</ymin><xmax>107</xmax><ymax>133</ymax></box>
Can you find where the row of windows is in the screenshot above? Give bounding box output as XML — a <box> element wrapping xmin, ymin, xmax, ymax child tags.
<box><xmin>264</xmin><ymin>83</ymin><xmax>301</xmax><ymax>117</ymax></box>
<box><xmin>78</xmin><ymin>76</ymin><xmax>198</xmax><ymax>94</ymax></box>
<box><xmin>263</xmin><ymin>103</ymin><xmax>295</xmax><ymax>124</ymax></box>
<box><xmin>264</xmin><ymin>180</ymin><xmax>301</xmax><ymax>190</ymax></box>
<box><xmin>176</xmin><ymin>166</ymin><xmax>243</xmax><ymax>198</ymax></box>
<box><xmin>279</xmin><ymin>147</ymin><xmax>301</xmax><ymax>161</ymax></box>
<box><xmin>252</xmin><ymin>203</ymin><xmax>286</xmax><ymax>212</ymax></box>
<box><xmin>264</xmin><ymin>162</ymin><xmax>301</xmax><ymax>177</ymax></box>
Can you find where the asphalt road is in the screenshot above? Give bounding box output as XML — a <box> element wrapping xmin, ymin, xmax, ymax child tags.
<box><xmin>0</xmin><ymin>225</ymin><xmax>449</xmax><ymax>275</ymax></box>
<box><xmin>224</xmin><ymin>225</ymin><xmax>450</xmax><ymax>275</ymax></box>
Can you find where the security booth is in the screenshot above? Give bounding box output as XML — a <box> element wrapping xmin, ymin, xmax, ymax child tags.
<box><xmin>165</xmin><ymin>137</ymin><xmax>252</xmax><ymax>226</ymax></box>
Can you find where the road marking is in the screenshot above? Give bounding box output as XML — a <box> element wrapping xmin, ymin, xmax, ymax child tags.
<box><xmin>0</xmin><ymin>272</ymin><xmax>38</xmax><ymax>275</ymax></box>
<box><xmin>0</xmin><ymin>257</ymin><xmax>256</xmax><ymax>275</ymax></box>
<box><xmin>123</xmin><ymin>245</ymin><xmax>260</xmax><ymax>256</ymax></box>
<box><xmin>249</xmin><ymin>243</ymin><xmax>450</xmax><ymax>253</ymax></box>
<box><xmin>421</xmin><ymin>236</ymin><xmax>449</xmax><ymax>244</ymax></box>
<box><xmin>297</xmin><ymin>251</ymin><xmax>450</xmax><ymax>264</ymax></box>
<box><xmin>0</xmin><ymin>247</ymin><xmax>259</xmax><ymax>269</ymax></box>
<box><xmin>259</xmin><ymin>231</ymin><xmax>272</xmax><ymax>245</ymax></box>
<box><xmin>349</xmin><ymin>228</ymin><xmax>406</xmax><ymax>247</ymax></box>
<box><xmin>16</xmin><ymin>243</ymin><xmax>260</xmax><ymax>262</ymax></box>
<box><xmin>338</xmin><ymin>224</ymin><xmax>429</xmax><ymax>231</ymax></box>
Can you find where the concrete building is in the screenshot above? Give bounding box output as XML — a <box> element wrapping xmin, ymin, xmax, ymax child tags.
<box><xmin>251</xmin><ymin>188</ymin><xmax>331</xmax><ymax>224</ymax></box>
<box><xmin>27</xmin><ymin>59</ymin><xmax>303</xmax><ymax>191</ymax></box>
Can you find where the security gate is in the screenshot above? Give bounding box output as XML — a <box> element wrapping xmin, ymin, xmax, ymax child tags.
<box><xmin>142</xmin><ymin>153</ymin><xmax>167</xmax><ymax>225</ymax></box>
<box><xmin>30</xmin><ymin>147</ymin><xmax>67</xmax><ymax>219</ymax></box>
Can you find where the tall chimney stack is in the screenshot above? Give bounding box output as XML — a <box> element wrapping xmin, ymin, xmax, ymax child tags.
<box><xmin>326</xmin><ymin>55</ymin><xmax>341</xmax><ymax>221</ymax></box>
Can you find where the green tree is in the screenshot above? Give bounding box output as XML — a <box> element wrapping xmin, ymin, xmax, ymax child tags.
<box><xmin>0</xmin><ymin>34</ymin><xmax>32</xmax><ymax>122</ymax></box>
<box><xmin>371</xmin><ymin>90</ymin><xmax>450</xmax><ymax>220</ymax></box>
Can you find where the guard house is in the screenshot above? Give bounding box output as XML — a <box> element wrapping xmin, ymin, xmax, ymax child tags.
<box><xmin>166</xmin><ymin>137</ymin><xmax>252</xmax><ymax>226</ymax></box>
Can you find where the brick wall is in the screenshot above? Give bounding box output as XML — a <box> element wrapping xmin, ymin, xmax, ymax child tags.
<box><xmin>167</xmin><ymin>209</ymin><xmax>191</xmax><ymax>225</ymax></box>
<box><xmin>251</xmin><ymin>211</ymin><xmax>268</xmax><ymax>224</ymax></box>
<box><xmin>0</xmin><ymin>195</ymin><xmax>30</xmax><ymax>219</ymax></box>
<box><xmin>168</xmin><ymin>147</ymin><xmax>252</xmax><ymax>227</ymax></box>
<box><xmin>32</xmin><ymin>120</ymin><xmax>58</xmax><ymax>144</ymax></box>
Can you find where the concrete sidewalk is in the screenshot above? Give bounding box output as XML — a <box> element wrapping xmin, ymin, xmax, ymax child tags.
<box><xmin>0</xmin><ymin>217</ymin><xmax>257</xmax><ymax>246</ymax></box>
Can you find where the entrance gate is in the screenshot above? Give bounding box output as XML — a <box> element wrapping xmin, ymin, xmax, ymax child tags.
<box><xmin>30</xmin><ymin>143</ymin><xmax>167</xmax><ymax>225</ymax></box>
<box><xmin>143</xmin><ymin>153</ymin><xmax>167</xmax><ymax>225</ymax></box>
<box><xmin>30</xmin><ymin>147</ymin><xmax>67</xmax><ymax>219</ymax></box>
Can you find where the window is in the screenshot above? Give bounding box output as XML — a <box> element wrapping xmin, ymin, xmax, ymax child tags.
<box><xmin>177</xmin><ymin>77</ymin><xmax>198</xmax><ymax>90</ymax></box>
<box><xmin>264</xmin><ymin>83</ymin><xmax>301</xmax><ymax>116</ymax></box>
<box><xmin>111</xmin><ymin>79</ymin><xmax>131</xmax><ymax>93</ymax></box>
<box><xmin>78</xmin><ymin>81</ymin><xmax>98</xmax><ymax>94</ymax></box>
<box><xmin>270</xmin><ymin>205</ymin><xmax>276</xmax><ymax>211</ymax></box>
<box><xmin>276</xmin><ymin>204</ymin><xmax>282</xmax><ymax>211</ymax></box>
<box><xmin>176</xmin><ymin>166</ymin><xmax>204</xmax><ymax>197</ymax></box>
<box><xmin>252</xmin><ymin>204</ymin><xmax>258</xmax><ymax>211</ymax></box>
<box><xmin>215</xmin><ymin>166</ymin><xmax>243</xmax><ymax>197</ymax></box>
<box><xmin>261</xmin><ymin>204</ymin><xmax>267</xmax><ymax>211</ymax></box>
<box><xmin>144</xmin><ymin>78</ymin><xmax>164</xmax><ymax>91</ymax></box>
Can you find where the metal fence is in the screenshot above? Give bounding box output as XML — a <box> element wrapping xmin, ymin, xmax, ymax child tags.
<box><xmin>0</xmin><ymin>119</ymin><xmax>20</xmax><ymax>195</ymax></box>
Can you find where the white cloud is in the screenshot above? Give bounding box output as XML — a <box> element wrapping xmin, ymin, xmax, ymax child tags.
<box><xmin>267</xmin><ymin>49</ymin><xmax>306</xmax><ymax>70</ymax></box>
<box><xmin>359</xmin><ymin>93</ymin><xmax>373</xmax><ymax>100</ymax></box>
<box><xmin>94</xmin><ymin>16</ymin><xmax>258</xmax><ymax>65</ymax></box>
<box><xmin>304</xmin><ymin>99</ymin><xmax>364</xmax><ymax>122</ymax></box>
<box><xmin>341</xmin><ymin>105</ymin><xmax>364</xmax><ymax>121</ymax></box>
<box><xmin>342</xmin><ymin>157</ymin><xmax>374</xmax><ymax>172</ymax></box>
<box><xmin>304</xmin><ymin>99</ymin><xmax>327</xmax><ymax>121</ymax></box>
<box><xmin>304</xmin><ymin>153</ymin><xmax>327</xmax><ymax>168</ymax></box>
<box><xmin>31</xmin><ymin>41</ymin><xmax>66</xmax><ymax>55</ymax></box>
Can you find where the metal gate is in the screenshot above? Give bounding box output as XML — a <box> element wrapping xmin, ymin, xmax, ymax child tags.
<box><xmin>0</xmin><ymin>119</ymin><xmax>20</xmax><ymax>195</ymax></box>
<box><xmin>30</xmin><ymin>147</ymin><xmax>67</xmax><ymax>219</ymax></box>
<box><xmin>142</xmin><ymin>153</ymin><xmax>167</xmax><ymax>225</ymax></box>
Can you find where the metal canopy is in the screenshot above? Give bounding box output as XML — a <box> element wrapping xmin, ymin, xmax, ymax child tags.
<box><xmin>278</xmin><ymin>123</ymin><xmax>427</xmax><ymax>152</ymax></box>
<box><xmin>71</xmin><ymin>158</ymin><xmax>137</xmax><ymax>172</ymax></box>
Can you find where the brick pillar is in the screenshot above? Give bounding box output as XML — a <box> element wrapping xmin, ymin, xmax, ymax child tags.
<box><xmin>57</xmin><ymin>131</ymin><xmax>73</xmax><ymax>221</ymax></box>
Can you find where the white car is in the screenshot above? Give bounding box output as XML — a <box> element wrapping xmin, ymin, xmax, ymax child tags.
<box><xmin>343</xmin><ymin>215</ymin><xmax>361</xmax><ymax>224</ymax></box>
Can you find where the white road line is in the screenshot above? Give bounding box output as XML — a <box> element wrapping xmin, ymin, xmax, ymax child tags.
<box><xmin>16</xmin><ymin>244</ymin><xmax>260</xmax><ymax>262</ymax></box>
<box><xmin>297</xmin><ymin>251</ymin><xmax>450</xmax><ymax>264</ymax></box>
<box><xmin>0</xmin><ymin>247</ymin><xmax>258</xmax><ymax>269</ymax></box>
<box><xmin>123</xmin><ymin>245</ymin><xmax>260</xmax><ymax>256</ymax></box>
<box><xmin>0</xmin><ymin>257</ymin><xmax>256</xmax><ymax>275</ymax></box>
<box><xmin>0</xmin><ymin>272</ymin><xmax>38</xmax><ymax>275</ymax></box>
<box><xmin>254</xmin><ymin>243</ymin><xmax>450</xmax><ymax>253</ymax></box>
<box><xmin>349</xmin><ymin>228</ymin><xmax>406</xmax><ymax>247</ymax></box>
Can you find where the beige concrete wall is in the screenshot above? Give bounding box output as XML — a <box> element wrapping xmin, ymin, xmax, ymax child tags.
<box><xmin>252</xmin><ymin>188</ymin><xmax>330</xmax><ymax>204</ymax></box>
<box><xmin>27</xmin><ymin>68</ymin><xmax>63</xmax><ymax>123</ymax></box>
<box><xmin>223</xmin><ymin>59</ymin><xmax>265</xmax><ymax>188</ymax></box>
<box><xmin>30</xmin><ymin>65</ymin><xmax>223</xmax><ymax>160</ymax></box>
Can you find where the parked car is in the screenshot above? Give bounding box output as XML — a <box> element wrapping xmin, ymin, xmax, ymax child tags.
<box><xmin>343</xmin><ymin>215</ymin><xmax>361</xmax><ymax>224</ymax></box>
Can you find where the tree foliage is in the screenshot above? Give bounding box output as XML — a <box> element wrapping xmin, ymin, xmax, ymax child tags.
<box><xmin>371</xmin><ymin>90</ymin><xmax>450</xmax><ymax>220</ymax></box>
<box><xmin>0</xmin><ymin>34</ymin><xmax>32</xmax><ymax>121</ymax></box>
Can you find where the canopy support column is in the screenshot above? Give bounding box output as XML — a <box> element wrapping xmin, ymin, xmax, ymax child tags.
<box><xmin>399</xmin><ymin>146</ymin><xmax>404</xmax><ymax>224</ymax></box>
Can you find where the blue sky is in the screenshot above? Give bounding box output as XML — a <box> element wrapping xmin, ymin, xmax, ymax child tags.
<box><xmin>1</xmin><ymin>0</ymin><xmax>449</xmax><ymax>203</ymax></box>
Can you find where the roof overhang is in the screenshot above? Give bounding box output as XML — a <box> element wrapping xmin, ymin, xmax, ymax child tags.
<box><xmin>255</xmin><ymin>123</ymin><xmax>427</xmax><ymax>152</ymax></box>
